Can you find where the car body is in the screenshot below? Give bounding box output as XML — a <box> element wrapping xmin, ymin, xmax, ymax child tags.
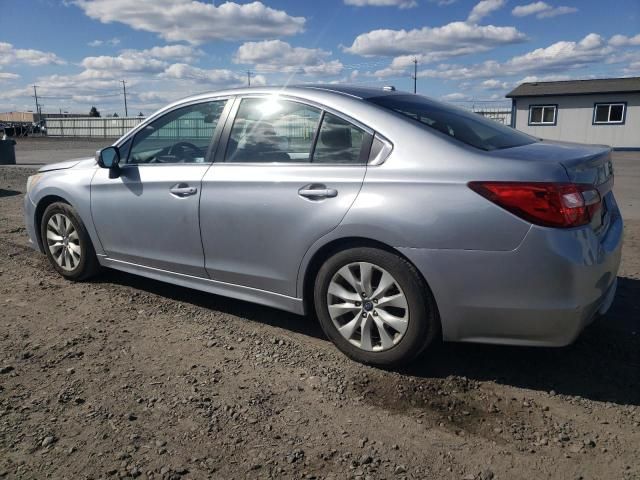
<box><xmin>24</xmin><ymin>85</ymin><xmax>623</xmax><ymax>365</ymax></box>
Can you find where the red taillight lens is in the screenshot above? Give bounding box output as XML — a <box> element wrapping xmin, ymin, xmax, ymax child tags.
<box><xmin>468</xmin><ymin>181</ymin><xmax>602</xmax><ymax>228</ymax></box>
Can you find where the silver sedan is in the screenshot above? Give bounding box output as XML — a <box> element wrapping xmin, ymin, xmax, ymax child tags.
<box><xmin>24</xmin><ymin>85</ymin><xmax>623</xmax><ymax>366</ymax></box>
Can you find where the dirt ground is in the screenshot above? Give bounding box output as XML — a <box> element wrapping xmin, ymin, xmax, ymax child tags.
<box><xmin>12</xmin><ymin>138</ymin><xmax>118</xmax><ymax>166</ymax></box>
<box><xmin>0</xmin><ymin>165</ymin><xmax>639</xmax><ymax>480</ymax></box>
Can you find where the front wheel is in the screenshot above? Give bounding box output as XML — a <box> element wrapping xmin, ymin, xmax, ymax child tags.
<box><xmin>40</xmin><ymin>202</ymin><xmax>100</xmax><ymax>281</ymax></box>
<box><xmin>314</xmin><ymin>247</ymin><xmax>439</xmax><ymax>367</ymax></box>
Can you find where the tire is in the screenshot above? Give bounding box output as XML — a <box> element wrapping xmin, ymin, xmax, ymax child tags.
<box><xmin>40</xmin><ymin>202</ymin><xmax>100</xmax><ymax>281</ymax></box>
<box><xmin>314</xmin><ymin>247</ymin><xmax>439</xmax><ymax>367</ymax></box>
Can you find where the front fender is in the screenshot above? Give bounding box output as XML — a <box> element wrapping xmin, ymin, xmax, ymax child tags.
<box><xmin>28</xmin><ymin>167</ymin><xmax>104</xmax><ymax>256</ymax></box>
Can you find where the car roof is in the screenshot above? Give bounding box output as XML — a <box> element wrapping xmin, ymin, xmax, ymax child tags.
<box><xmin>175</xmin><ymin>84</ymin><xmax>403</xmax><ymax>105</ymax></box>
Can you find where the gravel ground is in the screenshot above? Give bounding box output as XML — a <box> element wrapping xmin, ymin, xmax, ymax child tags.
<box><xmin>0</xmin><ymin>166</ymin><xmax>639</xmax><ymax>480</ymax></box>
<box><xmin>12</xmin><ymin>138</ymin><xmax>118</xmax><ymax>165</ymax></box>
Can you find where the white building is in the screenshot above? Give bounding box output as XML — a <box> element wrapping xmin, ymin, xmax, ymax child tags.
<box><xmin>507</xmin><ymin>77</ymin><xmax>640</xmax><ymax>150</ymax></box>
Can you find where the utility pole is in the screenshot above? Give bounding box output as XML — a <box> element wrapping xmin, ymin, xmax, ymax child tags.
<box><xmin>33</xmin><ymin>85</ymin><xmax>41</xmax><ymax>121</ymax></box>
<box><xmin>121</xmin><ymin>80</ymin><xmax>128</xmax><ymax>117</ymax></box>
<box><xmin>247</xmin><ymin>70</ymin><xmax>252</xmax><ymax>87</ymax></box>
<box><xmin>412</xmin><ymin>58</ymin><xmax>418</xmax><ymax>94</ymax></box>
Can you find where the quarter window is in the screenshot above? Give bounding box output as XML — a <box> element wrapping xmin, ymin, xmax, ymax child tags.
<box><xmin>127</xmin><ymin>100</ymin><xmax>226</xmax><ymax>164</ymax></box>
<box><xmin>225</xmin><ymin>98</ymin><xmax>321</xmax><ymax>163</ymax></box>
<box><xmin>593</xmin><ymin>103</ymin><xmax>625</xmax><ymax>124</ymax></box>
<box><xmin>312</xmin><ymin>112</ymin><xmax>367</xmax><ymax>164</ymax></box>
<box><xmin>529</xmin><ymin>105</ymin><xmax>557</xmax><ymax>126</ymax></box>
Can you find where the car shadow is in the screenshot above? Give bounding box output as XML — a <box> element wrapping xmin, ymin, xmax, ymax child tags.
<box><xmin>0</xmin><ymin>188</ymin><xmax>21</xmax><ymax>198</ymax></box>
<box><xmin>406</xmin><ymin>276</ymin><xmax>640</xmax><ymax>406</ymax></box>
<box><xmin>99</xmin><ymin>269</ymin><xmax>639</xmax><ymax>406</ymax></box>
<box><xmin>97</xmin><ymin>269</ymin><xmax>326</xmax><ymax>340</ymax></box>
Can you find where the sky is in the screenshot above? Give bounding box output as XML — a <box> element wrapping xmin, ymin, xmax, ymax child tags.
<box><xmin>0</xmin><ymin>0</ymin><xmax>639</xmax><ymax>116</ymax></box>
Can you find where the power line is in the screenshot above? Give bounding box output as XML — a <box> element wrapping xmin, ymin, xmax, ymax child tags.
<box><xmin>36</xmin><ymin>93</ymin><xmax>121</xmax><ymax>99</ymax></box>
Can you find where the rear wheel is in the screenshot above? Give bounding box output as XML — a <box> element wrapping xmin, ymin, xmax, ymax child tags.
<box><xmin>40</xmin><ymin>202</ymin><xmax>100</xmax><ymax>281</ymax></box>
<box><xmin>314</xmin><ymin>247</ymin><xmax>438</xmax><ymax>367</ymax></box>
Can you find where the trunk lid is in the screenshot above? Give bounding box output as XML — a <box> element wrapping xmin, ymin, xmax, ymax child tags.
<box><xmin>491</xmin><ymin>140</ymin><xmax>615</xmax><ymax>233</ymax></box>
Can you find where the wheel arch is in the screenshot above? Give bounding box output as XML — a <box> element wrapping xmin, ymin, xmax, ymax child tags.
<box><xmin>34</xmin><ymin>195</ymin><xmax>71</xmax><ymax>251</ymax></box>
<box><xmin>300</xmin><ymin>236</ymin><xmax>440</xmax><ymax>324</ymax></box>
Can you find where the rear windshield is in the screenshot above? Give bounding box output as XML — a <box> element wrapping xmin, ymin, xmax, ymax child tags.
<box><xmin>368</xmin><ymin>94</ymin><xmax>537</xmax><ymax>151</ymax></box>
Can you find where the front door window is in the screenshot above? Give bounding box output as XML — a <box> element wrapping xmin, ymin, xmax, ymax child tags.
<box><xmin>127</xmin><ymin>100</ymin><xmax>227</xmax><ymax>164</ymax></box>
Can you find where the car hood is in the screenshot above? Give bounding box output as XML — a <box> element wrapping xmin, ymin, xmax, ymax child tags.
<box><xmin>38</xmin><ymin>157</ymin><xmax>96</xmax><ymax>172</ymax></box>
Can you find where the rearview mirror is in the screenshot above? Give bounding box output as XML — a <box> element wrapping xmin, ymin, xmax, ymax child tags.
<box><xmin>97</xmin><ymin>146</ymin><xmax>120</xmax><ymax>169</ymax></box>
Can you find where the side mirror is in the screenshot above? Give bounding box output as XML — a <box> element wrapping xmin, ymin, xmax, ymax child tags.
<box><xmin>97</xmin><ymin>146</ymin><xmax>120</xmax><ymax>169</ymax></box>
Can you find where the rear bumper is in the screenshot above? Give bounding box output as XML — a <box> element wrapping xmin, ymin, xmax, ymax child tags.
<box><xmin>399</xmin><ymin>202</ymin><xmax>623</xmax><ymax>347</ymax></box>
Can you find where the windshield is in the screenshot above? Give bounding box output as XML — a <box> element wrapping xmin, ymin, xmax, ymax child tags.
<box><xmin>368</xmin><ymin>94</ymin><xmax>537</xmax><ymax>151</ymax></box>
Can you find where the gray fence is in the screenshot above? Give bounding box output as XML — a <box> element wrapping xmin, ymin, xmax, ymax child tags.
<box><xmin>44</xmin><ymin>104</ymin><xmax>514</xmax><ymax>139</ymax></box>
<box><xmin>449</xmin><ymin>101</ymin><xmax>513</xmax><ymax>126</ymax></box>
<box><xmin>45</xmin><ymin>117</ymin><xmax>145</xmax><ymax>137</ymax></box>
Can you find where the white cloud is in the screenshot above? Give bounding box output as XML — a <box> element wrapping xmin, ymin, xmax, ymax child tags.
<box><xmin>234</xmin><ymin>40</ymin><xmax>343</xmax><ymax>76</ymax></box>
<box><xmin>467</xmin><ymin>0</ymin><xmax>505</xmax><ymax>24</ymax></box>
<box><xmin>517</xmin><ymin>74</ymin><xmax>573</xmax><ymax>83</ymax></box>
<box><xmin>507</xmin><ymin>33</ymin><xmax>609</xmax><ymax>71</ymax></box>
<box><xmin>371</xmin><ymin>44</ymin><xmax>501</xmax><ymax>77</ymax></box>
<box><xmin>72</xmin><ymin>0</ymin><xmax>305</xmax><ymax>44</ymax></box>
<box><xmin>0</xmin><ymin>72</ymin><xmax>20</xmax><ymax>81</ymax></box>
<box><xmin>79</xmin><ymin>45</ymin><xmax>203</xmax><ymax>75</ymax></box>
<box><xmin>161</xmin><ymin>63</ymin><xmax>266</xmax><ymax>87</ymax></box>
<box><xmin>141</xmin><ymin>45</ymin><xmax>202</xmax><ymax>60</ymax></box>
<box><xmin>537</xmin><ymin>6</ymin><xmax>576</xmax><ymax>17</ymax></box>
<box><xmin>609</xmin><ymin>34</ymin><xmax>640</xmax><ymax>47</ymax></box>
<box><xmin>0</xmin><ymin>42</ymin><xmax>65</xmax><ymax>66</ymax></box>
<box><xmin>481</xmin><ymin>79</ymin><xmax>511</xmax><ymax>90</ymax></box>
<box><xmin>417</xmin><ymin>33</ymin><xmax>614</xmax><ymax>80</ymax></box>
<box><xmin>512</xmin><ymin>2</ymin><xmax>578</xmax><ymax>18</ymax></box>
<box><xmin>344</xmin><ymin>0</ymin><xmax>417</xmax><ymax>8</ymax></box>
<box><xmin>81</xmin><ymin>55</ymin><xmax>167</xmax><ymax>74</ymax></box>
<box><xmin>88</xmin><ymin>37</ymin><xmax>120</xmax><ymax>47</ymax></box>
<box><xmin>345</xmin><ymin>22</ymin><xmax>526</xmax><ymax>57</ymax></box>
<box><xmin>119</xmin><ymin>45</ymin><xmax>203</xmax><ymax>63</ymax></box>
<box><xmin>441</xmin><ymin>92</ymin><xmax>470</xmax><ymax>101</ymax></box>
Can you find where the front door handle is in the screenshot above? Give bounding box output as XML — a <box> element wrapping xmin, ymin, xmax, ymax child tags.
<box><xmin>170</xmin><ymin>183</ymin><xmax>198</xmax><ymax>197</ymax></box>
<box><xmin>298</xmin><ymin>185</ymin><xmax>338</xmax><ymax>199</ymax></box>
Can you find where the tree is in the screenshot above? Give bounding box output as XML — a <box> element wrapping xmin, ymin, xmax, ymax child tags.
<box><xmin>138</xmin><ymin>111</ymin><xmax>144</xmax><ymax>117</ymax></box>
<box><xmin>112</xmin><ymin>112</ymin><xmax>119</xmax><ymax>117</ymax></box>
<box><xmin>89</xmin><ymin>106</ymin><xmax>101</xmax><ymax>118</ymax></box>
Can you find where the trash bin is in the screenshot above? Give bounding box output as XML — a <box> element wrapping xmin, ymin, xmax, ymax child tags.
<box><xmin>0</xmin><ymin>139</ymin><xmax>17</xmax><ymax>165</ymax></box>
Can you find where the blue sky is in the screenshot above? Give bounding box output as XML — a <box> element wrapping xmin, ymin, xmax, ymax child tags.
<box><xmin>1</xmin><ymin>0</ymin><xmax>639</xmax><ymax>115</ymax></box>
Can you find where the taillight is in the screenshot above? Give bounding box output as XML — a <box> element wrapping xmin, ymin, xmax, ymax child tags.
<box><xmin>468</xmin><ymin>181</ymin><xmax>602</xmax><ymax>228</ymax></box>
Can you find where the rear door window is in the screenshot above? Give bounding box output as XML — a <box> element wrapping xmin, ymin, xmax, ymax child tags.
<box><xmin>225</xmin><ymin>98</ymin><xmax>321</xmax><ymax>163</ymax></box>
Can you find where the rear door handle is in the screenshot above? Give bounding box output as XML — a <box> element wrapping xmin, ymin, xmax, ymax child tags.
<box><xmin>170</xmin><ymin>183</ymin><xmax>198</xmax><ymax>197</ymax></box>
<box><xmin>298</xmin><ymin>185</ymin><xmax>338</xmax><ymax>199</ymax></box>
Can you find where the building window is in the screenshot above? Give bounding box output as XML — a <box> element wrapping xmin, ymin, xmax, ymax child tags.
<box><xmin>593</xmin><ymin>103</ymin><xmax>626</xmax><ymax>125</ymax></box>
<box><xmin>528</xmin><ymin>105</ymin><xmax>557</xmax><ymax>126</ymax></box>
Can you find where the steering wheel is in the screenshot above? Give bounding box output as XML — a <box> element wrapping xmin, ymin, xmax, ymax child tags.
<box><xmin>168</xmin><ymin>141</ymin><xmax>201</xmax><ymax>157</ymax></box>
<box><xmin>149</xmin><ymin>141</ymin><xmax>201</xmax><ymax>163</ymax></box>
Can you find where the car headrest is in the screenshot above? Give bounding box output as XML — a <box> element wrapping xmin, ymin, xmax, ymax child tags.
<box><xmin>320</xmin><ymin>127</ymin><xmax>352</xmax><ymax>149</ymax></box>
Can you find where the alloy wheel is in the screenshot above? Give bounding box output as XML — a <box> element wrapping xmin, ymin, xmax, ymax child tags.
<box><xmin>327</xmin><ymin>261</ymin><xmax>409</xmax><ymax>352</ymax></box>
<box><xmin>46</xmin><ymin>213</ymin><xmax>81</xmax><ymax>271</ymax></box>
